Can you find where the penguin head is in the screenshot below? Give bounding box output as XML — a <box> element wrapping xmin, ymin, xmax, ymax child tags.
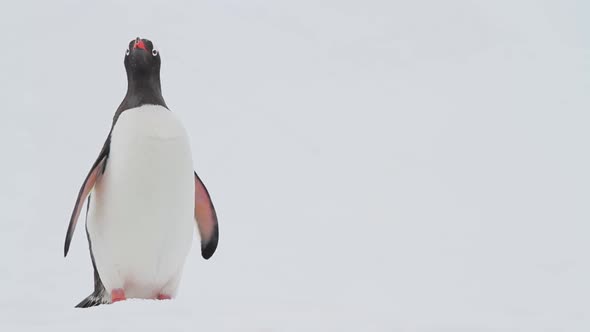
<box><xmin>124</xmin><ymin>37</ymin><xmax>161</xmax><ymax>81</ymax></box>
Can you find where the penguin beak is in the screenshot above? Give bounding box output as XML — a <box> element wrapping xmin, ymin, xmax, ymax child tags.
<box><xmin>133</xmin><ymin>37</ymin><xmax>147</xmax><ymax>51</ymax></box>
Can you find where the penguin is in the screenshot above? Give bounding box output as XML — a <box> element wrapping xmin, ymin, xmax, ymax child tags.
<box><xmin>64</xmin><ymin>37</ymin><xmax>219</xmax><ymax>308</ymax></box>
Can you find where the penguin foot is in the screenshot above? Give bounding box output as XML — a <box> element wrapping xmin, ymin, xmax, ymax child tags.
<box><xmin>157</xmin><ymin>294</ymin><xmax>172</xmax><ymax>300</ymax></box>
<box><xmin>111</xmin><ymin>288</ymin><xmax>126</xmax><ymax>303</ymax></box>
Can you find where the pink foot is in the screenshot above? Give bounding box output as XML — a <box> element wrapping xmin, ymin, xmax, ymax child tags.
<box><xmin>111</xmin><ymin>288</ymin><xmax>126</xmax><ymax>303</ymax></box>
<box><xmin>157</xmin><ymin>294</ymin><xmax>172</xmax><ymax>300</ymax></box>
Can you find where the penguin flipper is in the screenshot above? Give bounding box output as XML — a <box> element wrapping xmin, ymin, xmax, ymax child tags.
<box><xmin>194</xmin><ymin>171</ymin><xmax>219</xmax><ymax>259</ymax></box>
<box><xmin>64</xmin><ymin>148</ymin><xmax>108</xmax><ymax>257</ymax></box>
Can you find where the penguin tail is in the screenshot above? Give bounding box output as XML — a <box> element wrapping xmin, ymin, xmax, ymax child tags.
<box><xmin>75</xmin><ymin>290</ymin><xmax>109</xmax><ymax>308</ymax></box>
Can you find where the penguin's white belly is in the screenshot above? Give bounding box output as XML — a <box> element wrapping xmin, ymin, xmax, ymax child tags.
<box><xmin>87</xmin><ymin>105</ymin><xmax>194</xmax><ymax>299</ymax></box>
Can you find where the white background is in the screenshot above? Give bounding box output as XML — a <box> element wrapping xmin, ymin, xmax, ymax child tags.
<box><xmin>1</xmin><ymin>0</ymin><xmax>589</xmax><ymax>330</ymax></box>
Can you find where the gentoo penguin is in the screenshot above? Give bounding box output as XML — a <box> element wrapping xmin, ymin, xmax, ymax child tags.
<box><xmin>64</xmin><ymin>37</ymin><xmax>219</xmax><ymax>308</ymax></box>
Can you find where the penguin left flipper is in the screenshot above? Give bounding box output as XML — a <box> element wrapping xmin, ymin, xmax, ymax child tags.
<box><xmin>194</xmin><ymin>171</ymin><xmax>219</xmax><ymax>259</ymax></box>
<box><xmin>64</xmin><ymin>147</ymin><xmax>108</xmax><ymax>257</ymax></box>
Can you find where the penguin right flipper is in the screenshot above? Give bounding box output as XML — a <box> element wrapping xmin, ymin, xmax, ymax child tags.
<box><xmin>194</xmin><ymin>171</ymin><xmax>219</xmax><ymax>259</ymax></box>
<box><xmin>64</xmin><ymin>141</ymin><xmax>109</xmax><ymax>257</ymax></box>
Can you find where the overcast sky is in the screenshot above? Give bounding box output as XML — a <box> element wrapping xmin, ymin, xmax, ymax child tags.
<box><xmin>1</xmin><ymin>1</ymin><xmax>589</xmax><ymax>330</ymax></box>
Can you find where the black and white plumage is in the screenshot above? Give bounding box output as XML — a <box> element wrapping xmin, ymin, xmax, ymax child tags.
<box><xmin>64</xmin><ymin>37</ymin><xmax>219</xmax><ymax>308</ymax></box>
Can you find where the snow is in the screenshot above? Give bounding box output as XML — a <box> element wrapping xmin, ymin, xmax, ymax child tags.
<box><xmin>1</xmin><ymin>0</ymin><xmax>589</xmax><ymax>330</ymax></box>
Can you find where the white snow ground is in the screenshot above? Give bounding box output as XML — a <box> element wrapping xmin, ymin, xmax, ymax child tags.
<box><xmin>1</xmin><ymin>1</ymin><xmax>589</xmax><ymax>331</ymax></box>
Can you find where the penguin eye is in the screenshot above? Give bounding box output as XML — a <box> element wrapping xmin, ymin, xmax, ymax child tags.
<box><xmin>152</xmin><ymin>49</ymin><xmax>159</xmax><ymax>57</ymax></box>
<box><xmin>125</xmin><ymin>49</ymin><xmax>130</xmax><ymax>56</ymax></box>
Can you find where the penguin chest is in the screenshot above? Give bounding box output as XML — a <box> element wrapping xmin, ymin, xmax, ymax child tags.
<box><xmin>87</xmin><ymin>105</ymin><xmax>194</xmax><ymax>294</ymax></box>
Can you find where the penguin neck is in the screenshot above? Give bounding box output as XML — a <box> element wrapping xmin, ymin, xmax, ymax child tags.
<box><xmin>113</xmin><ymin>75</ymin><xmax>168</xmax><ymax>126</ymax></box>
<box><xmin>125</xmin><ymin>75</ymin><xmax>165</xmax><ymax>105</ymax></box>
